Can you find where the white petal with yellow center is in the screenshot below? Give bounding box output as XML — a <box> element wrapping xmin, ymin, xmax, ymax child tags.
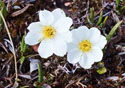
<box><xmin>89</xmin><ymin>27</ymin><xmax>101</xmax><ymax>43</ymax></box>
<box><xmin>67</xmin><ymin>26</ymin><xmax>107</xmax><ymax>69</ymax></box>
<box><xmin>25</xmin><ymin>31</ymin><xmax>43</xmax><ymax>45</ymax></box>
<box><xmin>54</xmin><ymin>17</ymin><xmax>72</xmax><ymax>32</ymax></box>
<box><xmin>27</xmin><ymin>22</ymin><xmax>42</xmax><ymax>32</ymax></box>
<box><xmin>39</xmin><ymin>10</ymin><xmax>54</xmax><ymax>26</ymax></box>
<box><xmin>71</xmin><ymin>26</ymin><xmax>90</xmax><ymax>44</ymax></box>
<box><xmin>25</xmin><ymin>8</ymin><xmax>73</xmax><ymax>58</ymax></box>
<box><xmin>38</xmin><ymin>40</ymin><xmax>53</xmax><ymax>58</ymax></box>
<box><xmin>52</xmin><ymin>8</ymin><xmax>66</xmax><ymax>23</ymax></box>
<box><xmin>92</xmin><ymin>35</ymin><xmax>107</xmax><ymax>49</ymax></box>
<box><xmin>42</xmin><ymin>26</ymin><xmax>56</xmax><ymax>39</ymax></box>
<box><xmin>79</xmin><ymin>54</ymin><xmax>94</xmax><ymax>69</ymax></box>
<box><xmin>78</xmin><ymin>40</ymin><xmax>92</xmax><ymax>52</ymax></box>
<box><xmin>52</xmin><ymin>37</ymin><xmax>67</xmax><ymax>56</ymax></box>
<box><xmin>67</xmin><ymin>48</ymin><xmax>82</xmax><ymax>64</ymax></box>
<box><xmin>88</xmin><ymin>46</ymin><xmax>103</xmax><ymax>62</ymax></box>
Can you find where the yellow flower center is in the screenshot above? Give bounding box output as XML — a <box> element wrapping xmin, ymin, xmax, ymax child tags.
<box><xmin>43</xmin><ymin>26</ymin><xmax>56</xmax><ymax>39</ymax></box>
<box><xmin>79</xmin><ymin>40</ymin><xmax>92</xmax><ymax>52</ymax></box>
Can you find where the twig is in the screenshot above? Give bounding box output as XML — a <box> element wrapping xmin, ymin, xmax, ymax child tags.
<box><xmin>11</xmin><ymin>4</ymin><xmax>33</xmax><ymax>17</ymax></box>
<box><xmin>2</xmin><ymin>47</ymin><xmax>20</xmax><ymax>70</ymax></box>
<box><xmin>0</xmin><ymin>12</ymin><xmax>18</xmax><ymax>81</ymax></box>
<box><xmin>0</xmin><ymin>42</ymin><xmax>8</xmax><ymax>53</ymax></box>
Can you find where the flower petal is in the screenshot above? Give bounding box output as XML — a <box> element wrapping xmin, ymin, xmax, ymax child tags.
<box><xmin>79</xmin><ymin>53</ymin><xmax>94</xmax><ymax>69</ymax></box>
<box><xmin>52</xmin><ymin>8</ymin><xmax>66</xmax><ymax>23</ymax></box>
<box><xmin>25</xmin><ymin>31</ymin><xmax>42</xmax><ymax>45</ymax></box>
<box><xmin>39</xmin><ymin>10</ymin><xmax>54</xmax><ymax>26</ymax></box>
<box><xmin>27</xmin><ymin>22</ymin><xmax>42</xmax><ymax>32</ymax></box>
<box><xmin>88</xmin><ymin>46</ymin><xmax>103</xmax><ymax>62</ymax></box>
<box><xmin>54</xmin><ymin>17</ymin><xmax>72</xmax><ymax>32</ymax></box>
<box><xmin>38</xmin><ymin>40</ymin><xmax>53</xmax><ymax>58</ymax></box>
<box><xmin>59</xmin><ymin>31</ymin><xmax>72</xmax><ymax>43</ymax></box>
<box><xmin>93</xmin><ymin>35</ymin><xmax>107</xmax><ymax>49</ymax></box>
<box><xmin>71</xmin><ymin>26</ymin><xmax>89</xmax><ymax>44</ymax></box>
<box><xmin>52</xmin><ymin>37</ymin><xmax>67</xmax><ymax>57</ymax></box>
<box><xmin>67</xmin><ymin>47</ymin><xmax>82</xmax><ymax>64</ymax></box>
<box><xmin>89</xmin><ymin>27</ymin><xmax>101</xmax><ymax>43</ymax></box>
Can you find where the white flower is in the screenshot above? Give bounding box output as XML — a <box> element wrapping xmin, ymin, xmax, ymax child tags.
<box><xmin>25</xmin><ymin>8</ymin><xmax>73</xmax><ymax>58</ymax></box>
<box><xmin>67</xmin><ymin>26</ymin><xmax>107</xmax><ymax>69</ymax></box>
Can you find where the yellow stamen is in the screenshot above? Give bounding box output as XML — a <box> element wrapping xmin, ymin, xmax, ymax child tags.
<box><xmin>79</xmin><ymin>40</ymin><xmax>92</xmax><ymax>52</ymax></box>
<box><xmin>43</xmin><ymin>26</ymin><xmax>56</xmax><ymax>39</ymax></box>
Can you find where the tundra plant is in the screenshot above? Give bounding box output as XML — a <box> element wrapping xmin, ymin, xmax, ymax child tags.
<box><xmin>67</xmin><ymin>26</ymin><xmax>107</xmax><ymax>69</ymax></box>
<box><xmin>25</xmin><ymin>8</ymin><xmax>73</xmax><ymax>58</ymax></box>
<box><xmin>25</xmin><ymin>8</ymin><xmax>107</xmax><ymax>69</ymax></box>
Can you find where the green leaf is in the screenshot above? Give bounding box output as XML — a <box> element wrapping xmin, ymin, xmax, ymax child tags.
<box><xmin>116</xmin><ymin>0</ymin><xmax>120</xmax><ymax>8</ymax></box>
<box><xmin>0</xmin><ymin>0</ymin><xmax>7</xmax><ymax>31</ymax></box>
<box><xmin>106</xmin><ymin>21</ymin><xmax>122</xmax><ymax>42</ymax></box>
<box><xmin>37</xmin><ymin>63</ymin><xmax>43</xmax><ymax>88</ymax></box>
<box><xmin>120</xmin><ymin>6</ymin><xmax>125</xmax><ymax>11</ymax></box>
<box><xmin>21</xmin><ymin>35</ymin><xmax>27</xmax><ymax>55</ymax></box>
<box><xmin>20</xmin><ymin>56</ymin><xmax>25</xmax><ymax>64</ymax></box>
<box><xmin>97</xmin><ymin>62</ymin><xmax>104</xmax><ymax>67</ymax></box>
<box><xmin>97</xmin><ymin>67</ymin><xmax>107</xmax><ymax>75</ymax></box>
<box><xmin>90</xmin><ymin>7</ymin><xmax>94</xmax><ymax>24</ymax></box>
<box><xmin>20</xmin><ymin>86</ymin><xmax>29</xmax><ymax>88</ymax></box>
<box><xmin>116</xmin><ymin>10</ymin><xmax>120</xmax><ymax>15</ymax></box>
<box><xmin>96</xmin><ymin>11</ymin><xmax>103</xmax><ymax>26</ymax></box>
<box><xmin>102</xmin><ymin>16</ymin><xmax>108</xmax><ymax>27</ymax></box>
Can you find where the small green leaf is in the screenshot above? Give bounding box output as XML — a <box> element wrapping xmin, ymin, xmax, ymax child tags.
<box><xmin>90</xmin><ymin>7</ymin><xmax>94</xmax><ymax>24</ymax></box>
<box><xmin>97</xmin><ymin>62</ymin><xmax>104</xmax><ymax>67</ymax></box>
<box><xmin>120</xmin><ymin>6</ymin><xmax>125</xmax><ymax>11</ymax></box>
<box><xmin>38</xmin><ymin>63</ymin><xmax>43</xmax><ymax>83</ymax></box>
<box><xmin>96</xmin><ymin>11</ymin><xmax>103</xmax><ymax>26</ymax></box>
<box><xmin>0</xmin><ymin>0</ymin><xmax>7</xmax><ymax>31</ymax></box>
<box><xmin>20</xmin><ymin>56</ymin><xmax>25</xmax><ymax>64</ymax></box>
<box><xmin>116</xmin><ymin>0</ymin><xmax>120</xmax><ymax>8</ymax></box>
<box><xmin>97</xmin><ymin>67</ymin><xmax>107</xmax><ymax>75</ymax></box>
<box><xmin>21</xmin><ymin>35</ymin><xmax>27</xmax><ymax>55</ymax></box>
<box><xmin>106</xmin><ymin>21</ymin><xmax>123</xmax><ymax>42</ymax></box>
<box><xmin>102</xmin><ymin>16</ymin><xmax>108</xmax><ymax>27</ymax></box>
<box><xmin>37</xmin><ymin>63</ymin><xmax>43</xmax><ymax>88</ymax></box>
<box><xmin>116</xmin><ymin>10</ymin><xmax>120</xmax><ymax>15</ymax></box>
<box><xmin>20</xmin><ymin>86</ymin><xmax>29</xmax><ymax>88</ymax></box>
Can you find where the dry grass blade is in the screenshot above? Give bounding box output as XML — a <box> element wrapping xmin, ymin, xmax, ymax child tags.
<box><xmin>0</xmin><ymin>12</ymin><xmax>18</xmax><ymax>82</ymax></box>
<box><xmin>11</xmin><ymin>4</ymin><xmax>33</xmax><ymax>17</ymax></box>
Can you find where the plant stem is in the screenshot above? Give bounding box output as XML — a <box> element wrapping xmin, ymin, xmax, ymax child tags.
<box><xmin>0</xmin><ymin>12</ymin><xmax>18</xmax><ymax>81</ymax></box>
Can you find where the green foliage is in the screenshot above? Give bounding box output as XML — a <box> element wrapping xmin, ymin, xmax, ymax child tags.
<box><xmin>20</xmin><ymin>86</ymin><xmax>29</xmax><ymax>88</ymax></box>
<box><xmin>100</xmin><ymin>16</ymin><xmax>108</xmax><ymax>27</ymax></box>
<box><xmin>90</xmin><ymin>7</ymin><xmax>94</xmax><ymax>24</ymax></box>
<box><xmin>96</xmin><ymin>11</ymin><xmax>103</xmax><ymax>26</ymax></box>
<box><xmin>21</xmin><ymin>35</ymin><xmax>27</xmax><ymax>56</ymax></box>
<box><xmin>97</xmin><ymin>62</ymin><xmax>107</xmax><ymax>74</ymax></box>
<box><xmin>38</xmin><ymin>63</ymin><xmax>43</xmax><ymax>83</ymax></box>
<box><xmin>102</xmin><ymin>16</ymin><xmax>108</xmax><ymax>27</ymax></box>
<box><xmin>37</xmin><ymin>63</ymin><xmax>43</xmax><ymax>88</ymax></box>
<box><xmin>116</xmin><ymin>0</ymin><xmax>120</xmax><ymax>8</ymax></box>
<box><xmin>20</xmin><ymin>56</ymin><xmax>25</xmax><ymax>64</ymax></box>
<box><xmin>116</xmin><ymin>10</ymin><xmax>120</xmax><ymax>15</ymax></box>
<box><xmin>97</xmin><ymin>67</ymin><xmax>107</xmax><ymax>75</ymax></box>
<box><xmin>120</xmin><ymin>6</ymin><xmax>125</xmax><ymax>11</ymax></box>
<box><xmin>106</xmin><ymin>21</ymin><xmax>123</xmax><ymax>42</ymax></box>
<box><xmin>20</xmin><ymin>35</ymin><xmax>27</xmax><ymax>64</ymax></box>
<box><xmin>0</xmin><ymin>0</ymin><xmax>7</xmax><ymax>31</ymax></box>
